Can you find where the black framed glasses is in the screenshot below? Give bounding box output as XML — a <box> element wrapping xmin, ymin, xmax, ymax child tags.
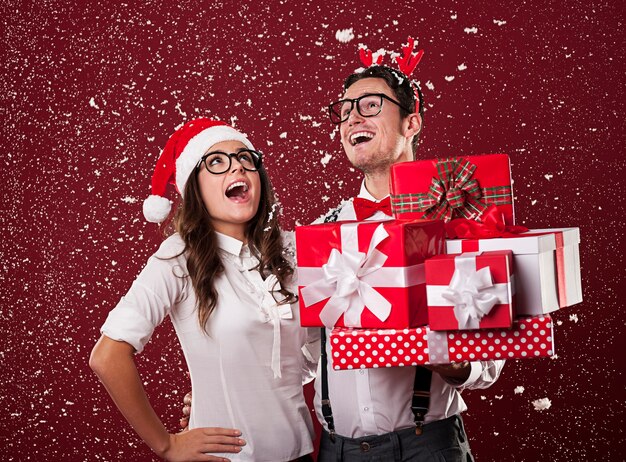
<box><xmin>328</xmin><ymin>93</ymin><xmax>413</xmax><ymax>124</ymax></box>
<box><xmin>198</xmin><ymin>149</ymin><xmax>263</xmax><ymax>175</ymax></box>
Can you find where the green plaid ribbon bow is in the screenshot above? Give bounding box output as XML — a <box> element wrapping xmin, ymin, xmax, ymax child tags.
<box><xmin>391</xmin><ymin>158</ymin><xmax>512</xmax><ymax>222</ymax></box>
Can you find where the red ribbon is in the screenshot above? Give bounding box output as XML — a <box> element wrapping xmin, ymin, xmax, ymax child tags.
<box><xmin>445</xmin><ymin>206</ymin><xmax>528</xmax><ymax>239</ymax></box>
<box><xmin>553</xmin><ymin>233</ymin><xmax>567</xmax><ymax>307</ymax></box>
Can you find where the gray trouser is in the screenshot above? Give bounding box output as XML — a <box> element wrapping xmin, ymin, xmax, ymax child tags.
<box><xmin>318</xmin><ymin>415</ymin><xmax>474</xmax><ymax>462</ymax></box>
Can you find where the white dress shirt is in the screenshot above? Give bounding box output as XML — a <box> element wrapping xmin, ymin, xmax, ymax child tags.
<box><xmin>313</xmin><ymin>182</ymin><xmax>506</xmax><ymax>438</ymax></box>
<box><xmin>101</xmin><ymin>232</ymin><xmax>317</xmax><ymax>461</ymax></box>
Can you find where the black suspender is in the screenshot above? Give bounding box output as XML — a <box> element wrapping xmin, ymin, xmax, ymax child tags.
<box><xmin>320</xmin><ymin>328</ymin><xmax>336</xmax><ymax>440</ymax></box>
<box><xmin>319</xmin><ymin>204</ymin><xmax>432</xmax><ymax>437</ymax></box>
<box><xmin>411</xmin><ymin>367</ymin><xmax>432</xmax><ymax>434</ymax></box>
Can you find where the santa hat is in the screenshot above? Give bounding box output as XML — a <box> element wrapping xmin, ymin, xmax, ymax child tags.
<box><xmin>142</xmin><ymin>117</ymin><xmax>255</xmax><ymax>223</ymax></box>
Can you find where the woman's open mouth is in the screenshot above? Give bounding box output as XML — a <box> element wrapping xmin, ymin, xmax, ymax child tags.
<box><xmin>225</xmin><ymin>181</ymin><xmax>250</xmax><ymax>202</ymax></box>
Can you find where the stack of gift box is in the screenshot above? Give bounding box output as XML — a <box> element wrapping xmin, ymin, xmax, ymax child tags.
<box><xmin>296</xmin><ymin>154</ymin><xmax>582</xmax><ymax>371</ymax></box>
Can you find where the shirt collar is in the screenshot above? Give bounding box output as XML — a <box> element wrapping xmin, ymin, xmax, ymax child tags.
<box><xmin>358</xmin><ymin>180</ymin><xmax>390</xmax><ymax>202</ymax></box>
<box><xmin>215</xmin><ymin>231</ymin><xmax>251</xmax><ymax>258</ymax></box>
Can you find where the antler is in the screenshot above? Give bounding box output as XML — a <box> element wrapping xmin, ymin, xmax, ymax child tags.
<box><xmin>359</xmin><ymin>45</ymin><xmax>384</xmax><ymax>67</ymax></box>
<box><xmin>395</xmin><ymin>37</ymin><xmax>424</xmax><ymax>77</ymax></box>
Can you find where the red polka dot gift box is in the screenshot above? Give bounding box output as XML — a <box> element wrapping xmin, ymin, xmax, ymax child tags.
<box><xmin>329</xmin><ymin>315</ymin><xmax>555</xmax><ymax>370</ymax></box>
<box><xmin>389</xmin><ymin>154</ymin><xmax>515</xmax><ymax>225</ymax></box>
<box><xmin>296</xmin><ymin>219</ymin><xmax>445</xmax><ymax>329</ymax></box>
<box><xmin>425</xmin><ymin>250</ymin><xmax>516</xmax><ymax>331</ymax></box>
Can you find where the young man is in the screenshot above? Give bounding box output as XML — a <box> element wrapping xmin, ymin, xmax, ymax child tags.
<box><xmin>315</xmin><ymin>65</ymin><xmax>505</xmax><ymax>461</ymax></box>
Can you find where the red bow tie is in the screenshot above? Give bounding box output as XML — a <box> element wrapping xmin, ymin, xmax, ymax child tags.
<box><xmin>353</xmin><ymin>196</ymin><xmax>392</xmax><ymax>221</ymax></box>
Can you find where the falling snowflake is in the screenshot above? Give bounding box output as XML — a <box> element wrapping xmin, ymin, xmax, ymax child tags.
<box><xmin>335</xmin><ymin>28</ymin><xmax>355</xmax><ymax>43</ymax></box>
<box><xmin>532</xmin><ymin>398</ymin><xmax>552</xmax><ymax>411</ymax></box>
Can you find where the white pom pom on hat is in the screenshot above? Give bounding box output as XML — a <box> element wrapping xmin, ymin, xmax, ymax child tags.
<box><xmin>143</xmin><ymin>195</ymin><xmax>173</xmax><ymax>224</ymax></box>
<box><xmin>143</xmin><ymin>118</ymin><xmax>254</xmax><ymax>223</ymax></box>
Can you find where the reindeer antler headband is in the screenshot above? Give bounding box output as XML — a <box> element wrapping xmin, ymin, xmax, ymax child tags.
<box><xmin>358</xmin><ymin>37</ymin><xmax>424</xmax><ymax>110</ymax></box>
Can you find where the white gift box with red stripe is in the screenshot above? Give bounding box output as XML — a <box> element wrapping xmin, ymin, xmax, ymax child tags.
<box><xmin>329</xmin><ymin>315</ymin><xmax>555</xmax><ymax>370</ymax></box>
<box><xmin>445</xmin><ymin>228</ymin><xmax>581</xmax><ymax>315</ymax></box>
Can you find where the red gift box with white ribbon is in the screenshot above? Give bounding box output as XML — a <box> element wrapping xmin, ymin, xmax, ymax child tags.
<box><xmin>446</xmin><ymin>228</ymin><xmax>582</xmax><ymax>315</ymax></box>
<box><xmin>425</xmin><ymin>250</ymin><xmax>515</xmax><ymax>331</ymax></box>
<box><xmin>390</xmin><ymin>154</ymin><xmax>515</xmax><ymax>225</ymax></box>
<box><xmin>329</xmin><ymin>315</ymin><xmax>555</xmax><ymax>370</ymax></box>
<box><xmin>296</xmin><ymin>219</ymin><xmax>445</xmax><ymax>328</ymax></box>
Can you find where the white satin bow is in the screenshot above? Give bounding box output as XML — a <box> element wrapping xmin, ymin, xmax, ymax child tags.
<box><xmin>441</xmin><ymin>253</ymin><xmax>506</xmax><ymax>329</ymax></box>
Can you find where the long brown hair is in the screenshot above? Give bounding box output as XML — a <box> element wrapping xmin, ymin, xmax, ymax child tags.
<box><xmin>172</xmin><ymin>163</ymin><xmax>297</xmax><ymax>332</ymax></box>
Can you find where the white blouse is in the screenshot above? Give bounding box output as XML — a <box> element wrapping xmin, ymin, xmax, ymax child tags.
<box><xmin>101</xmin><ymin>232</ymin><xmax>318</xmax><ymax>461</ymax></box>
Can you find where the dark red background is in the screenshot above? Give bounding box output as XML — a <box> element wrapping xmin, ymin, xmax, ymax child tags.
<box><xmin>2</xmin><ymin>1</ymin><xmax>624</xmax><ymax>460</ymax></box>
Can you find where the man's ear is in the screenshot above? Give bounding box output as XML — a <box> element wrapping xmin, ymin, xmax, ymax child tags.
<box><xmin>404</xmin><ymin>113</ymin><xmax>422</xmax><ymax>139</ymax></box>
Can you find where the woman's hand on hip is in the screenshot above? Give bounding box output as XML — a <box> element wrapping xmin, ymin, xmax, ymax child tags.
<box><xmin>161</xmin><ymin>427</ymin><xmax>246</xmax><ymax>461</ymax></box>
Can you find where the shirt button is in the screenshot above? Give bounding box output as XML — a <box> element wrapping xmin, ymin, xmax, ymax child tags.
<box><xmin>363</xmin><ymin>407</ymin><xmax>369</xmax><ymax>411</ymax></box>
<box><xmin>359</xmin><ymin>370</ymin><xmax>365</xmax><ymax>375</ymax></box>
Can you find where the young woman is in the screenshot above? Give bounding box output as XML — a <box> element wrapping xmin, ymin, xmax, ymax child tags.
<box><xmin>90</xmin><ymin>118</ymin><xmax>318</xmax><ymax>462</ymax></box>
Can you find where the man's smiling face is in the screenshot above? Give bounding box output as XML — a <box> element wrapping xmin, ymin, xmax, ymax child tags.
<box><xmin>339</xmin><ymin>77</ymin><xmax>416</xmax><ymax>175</ymax></box>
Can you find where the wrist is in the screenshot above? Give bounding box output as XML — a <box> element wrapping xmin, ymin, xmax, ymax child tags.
<box><xmin>444</xmin><ymin>361</ymin><xmax>479</xmax><ymax>387</ymax></box>
<box><xmin>444</xmin><ymin>366</ymin><xmax>471</xmax><ymax>383</ymax></box>
<box><xmin>153</xmin><ymin>432</ymin><xmax>173</xmax><ymax>459</ymax></box>
<box><xmin>428</xmin><ymin>361</ymin><xmax>472</xmax><ymax>384</ymax></box>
